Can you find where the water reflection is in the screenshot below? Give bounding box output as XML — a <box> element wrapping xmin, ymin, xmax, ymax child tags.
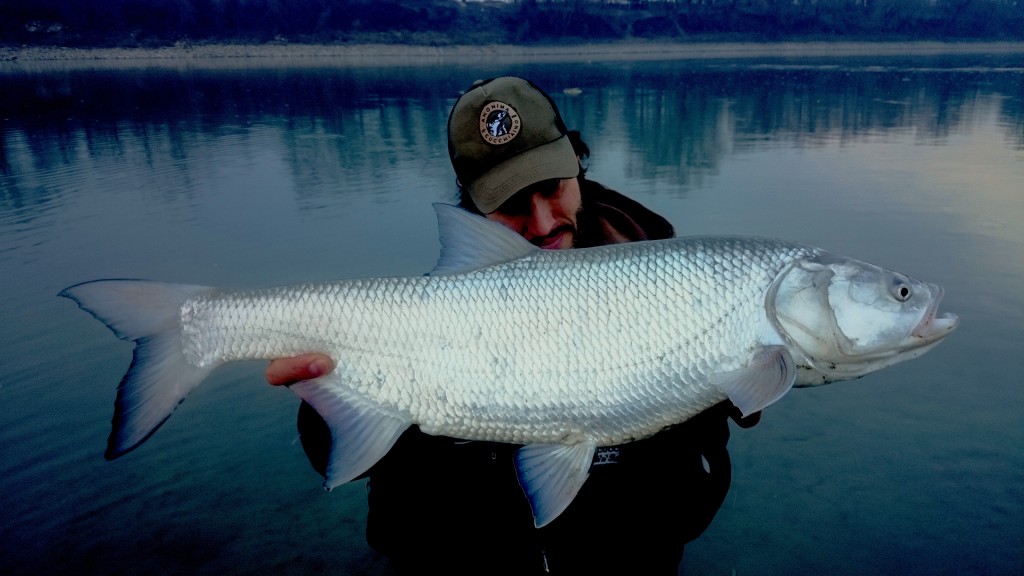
<box><xmin>3</xmin><ymin>59</ymin><xmax>1022</xmax><ymax>230</ymax></box>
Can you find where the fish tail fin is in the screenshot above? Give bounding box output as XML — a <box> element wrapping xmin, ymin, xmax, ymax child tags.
<box><xmin>60</xmin><ymin>280</ymin><xmax>217</xmax><ymax>459</ymax></box>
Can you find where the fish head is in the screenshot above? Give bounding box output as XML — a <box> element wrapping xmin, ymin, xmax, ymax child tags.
<box><xmin>768</xmin><ymin>251</ymin><xmax>959</xmax><ymax>387</ymax></box>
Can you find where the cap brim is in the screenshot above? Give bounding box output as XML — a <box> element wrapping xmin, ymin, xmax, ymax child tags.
<box><xmin>468</xmin><ymin>135</ymin><xmax>579</xmax><ymax>214</ymax></box>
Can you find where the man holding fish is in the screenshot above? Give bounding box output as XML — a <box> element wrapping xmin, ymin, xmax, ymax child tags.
<box><xmin>267</xmin><ymin>76</ymin><xmax>757</xmax><ymax>574</ymax></box>
<box><xmin>64</xmin><ymin>75</ymin><xmax>955</xmax><ymax>574</ymax></box>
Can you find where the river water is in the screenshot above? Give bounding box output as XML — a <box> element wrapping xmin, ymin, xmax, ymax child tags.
<box><xmin>1</xmin><ymin>51</ymin><xmax>1022</xmax><ymax>575</ymax></box>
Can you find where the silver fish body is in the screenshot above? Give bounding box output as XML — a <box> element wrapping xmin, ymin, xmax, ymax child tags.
<box><xmin>186</xmin><ymin>237</ymin><xmax>800</xmax><ymax>444</ymax></box>
<box><xmin>61</xmin><ymin>204</ymin><xmax>958</xmax><ymax>526</ymax></box>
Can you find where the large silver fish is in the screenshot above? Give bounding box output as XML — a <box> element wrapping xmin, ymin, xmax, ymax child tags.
<box><xmin>61</xmin><ymin>204</ymin><xmax>958</xmax><ymax>527</ymax></box>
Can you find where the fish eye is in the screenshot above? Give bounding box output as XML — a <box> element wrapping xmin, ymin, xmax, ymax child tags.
<box><xmin>892</xmin><ymin>281</ymin><xmax>912</xmax><ymax>302</ymax></box>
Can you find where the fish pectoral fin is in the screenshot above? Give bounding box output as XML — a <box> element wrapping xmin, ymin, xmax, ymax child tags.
<box><xmin>514</xmin><ymin>440</ymin><xmax>596</xmax><ymax>528</ymax></box>
<box><xmin>290</xmin><ymin>377</ymin><xmax>410</xmax><ymax>490</ymax></box>
<box><xmin>710</xmin><ymin>345</ymin><xmax>797</xmax><ymax>417</ymax></box>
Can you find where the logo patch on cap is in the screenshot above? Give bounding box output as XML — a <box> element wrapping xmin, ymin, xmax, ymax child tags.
<box><xmin>479</xmin><ymin>101</ymin><xmax>521</xmax><ymax>145</ymax></box>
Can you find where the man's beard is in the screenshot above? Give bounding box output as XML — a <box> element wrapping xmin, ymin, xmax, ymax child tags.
<box><xmin>530</xmin><ymin>225</ymin><xmax>573</xmax><ymax>248</ymax></box>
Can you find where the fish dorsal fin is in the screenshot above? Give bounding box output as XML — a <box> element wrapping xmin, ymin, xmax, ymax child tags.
<box><xmin>289</xmin><ymin>376</ymin><xmax>410</xmax><ymax>490</ymax></box>
<box><xmin>430</xmin><ymin>203</ymin><xmax>538</xmax><ymax>276</ymax></box>
<box><xmin>515</xmin><ymin>440</ymin><xmax>596</xmax><ymax>528</ymax></box>
<box><xmin>710</xmin><ymin>345</ymin><xmax>797</xmax><ymax>417</ymax></box>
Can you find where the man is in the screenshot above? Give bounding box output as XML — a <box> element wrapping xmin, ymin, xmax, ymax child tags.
<box><xmin>267</xmin><ymin>76</ymin><xmax>759</xmax><ymax>574</ymax></box>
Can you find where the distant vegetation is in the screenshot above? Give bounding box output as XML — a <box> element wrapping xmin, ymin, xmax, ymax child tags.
<box><xmin>2</xmin><ymin>0</ymin><xmax>1022</xmax><ymax>48</ymax></box>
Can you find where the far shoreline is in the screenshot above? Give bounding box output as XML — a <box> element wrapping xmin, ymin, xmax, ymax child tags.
<box><xmin>3</xmin><ymin>40</ymin><xmax>1024</xmax><ymax>68</ymax></box>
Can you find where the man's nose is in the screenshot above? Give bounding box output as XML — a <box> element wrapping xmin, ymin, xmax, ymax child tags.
<box><xmin>526</xmin><ymin>193</ymin><xmax>556</xmax><ymax>237</ymax></box>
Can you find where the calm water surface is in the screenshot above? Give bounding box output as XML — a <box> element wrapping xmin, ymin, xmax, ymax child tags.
<box><xmin>1</xmin><ymin>53</ymin><xmax>1022</xmax><ymax>576</ymax></box>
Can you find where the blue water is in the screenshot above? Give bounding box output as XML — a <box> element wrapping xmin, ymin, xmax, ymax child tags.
<box><xmin>1</xmin><ymin>53</ymin><xmax>1022</xmax><ymax>575</ymax></box>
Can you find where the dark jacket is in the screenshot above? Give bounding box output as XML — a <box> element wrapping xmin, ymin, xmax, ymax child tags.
<box><xmin>297</xmin><ymin>181</ymin><xmax>733</xmax><ymax>574</ymax></box>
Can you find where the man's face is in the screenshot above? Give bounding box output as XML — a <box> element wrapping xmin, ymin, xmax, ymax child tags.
<box><xmin>485</xmin><ymin>177</ymin><xmax>582</xmax><ymax>250</ymax></box>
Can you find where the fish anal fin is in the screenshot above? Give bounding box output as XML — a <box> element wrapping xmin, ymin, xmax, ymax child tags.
<box><xmin>711</xmin><ymin>345</ymin><xmax>796</xmax><ymax>417</ymax></box>
<box><xmin>515</xmin><ymin>440</ymin><xmax>596</xmax><ymax>528</ymax></box>
<box><xmin>290</xmin><ymin>376</ymin><xmax>410</xmax><ymax>489</ymax></box>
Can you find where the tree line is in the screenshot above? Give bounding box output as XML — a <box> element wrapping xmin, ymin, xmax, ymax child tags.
<box><xmin>1</xmin><ymin>0</ymin><xmax>1022</xmax><ymax>47</ymax></box>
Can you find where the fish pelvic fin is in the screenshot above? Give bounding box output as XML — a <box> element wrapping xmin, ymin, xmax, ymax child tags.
<box><xmin>515</xmin><ymin>440</ymin><xmax>596</xmax><ymax>528</ymax></box>
<box><xmin>289</xmin><ymin>378</ymin><xmax>410</xmax><ymax>490</ymax></box>
<box><xmin>59</xmin><ymin>280</ymin><xmax>217</xmax><ymax>459</ymax></box>
<box><xmin>429</xmin><ymin>203</ymin><xmax>538</xmax><ymax>275</ymax></box>
<box><xmin>711</xmin><ymin>345</ymin><xmax>797</xmax><ymax>417</ymax></box>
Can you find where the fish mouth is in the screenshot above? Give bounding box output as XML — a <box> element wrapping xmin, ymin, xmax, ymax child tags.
<box><xmin>911</xmin><ymin>284</ymin><xmax>959</xmax><ymax>344</ymax></box>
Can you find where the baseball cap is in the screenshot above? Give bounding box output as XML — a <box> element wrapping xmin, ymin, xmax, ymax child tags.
<box><xmin>448</xmin><ymin>76</ymin><xmax>580</xmax><ymax>214</ymax></box>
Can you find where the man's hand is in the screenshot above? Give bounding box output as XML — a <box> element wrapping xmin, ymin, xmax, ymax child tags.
<box><xmin>265</xmin><ymin>353</ymin><xmax>335</xmax><ymax>386</ymax></box>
